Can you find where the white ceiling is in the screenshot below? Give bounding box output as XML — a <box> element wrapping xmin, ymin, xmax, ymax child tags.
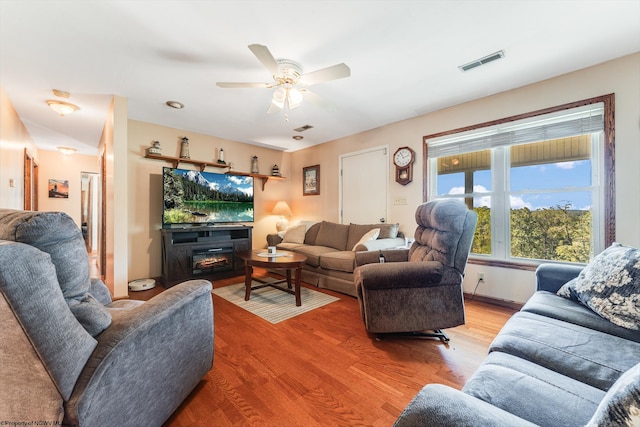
<box><xmin>1</xmin><ymin>1</ymin><xmax>639</xmax><ymax>154</ymax></box>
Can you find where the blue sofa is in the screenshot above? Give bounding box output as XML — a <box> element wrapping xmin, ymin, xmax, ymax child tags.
<box><xmin>394</xmin><ymin>260</ymin><xmax>640</xmax><ymax>427</ymax></box>
<box><xmin>0</xmin><ymin>209</ymin><xmax>214</xmax><ymax>426</ymax></box>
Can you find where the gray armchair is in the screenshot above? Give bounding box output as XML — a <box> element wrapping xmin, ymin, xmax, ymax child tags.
<box><xmin>0</xmin><ymin>209</ymin><xmax>214</xmax><ymax>426</ymax></box>
<box><xmin>354</xmin><ymin>199</ymin><xmax>478</xmax><ymax>342</ymax></box>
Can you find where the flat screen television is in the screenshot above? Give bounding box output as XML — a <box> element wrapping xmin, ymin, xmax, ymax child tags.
<box><xmin>162</xmin><ymin>167</ymin><xmax>254</xmax><ymax>227</ymax></box>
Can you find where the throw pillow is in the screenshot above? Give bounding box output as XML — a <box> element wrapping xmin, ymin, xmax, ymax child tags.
<box><xmin>68</xmin><ymin>294</ymin><xmax>113</xmax><ymax>337</ymax></box>
<box><xmin>315</xmin><ymin>221</ymin><xmax>350</xmax><ymax>250</ymax></box>
<box><xmin>585</xmin><ymin>363</ymin><xmax>640</xmax><ymax>427</ymax></box>
<box><xmin>282</xmin><ymin>224</ymin><xmax>306</xmax><ymax>244</ymax></box>
<box><xmin>557</xmin><ymin>243</ymin><xmax>640</xmax><ymax>330</ymax></box>
<box><xmin>352</xmin><ymin>228</ymin><xmax>380</xmax><ymax>251</ymax></box>
<box><xmin>557</xmin><ymin>278</ymin><xmax>580</xmax><ymax>301</ymax></box>
<box><xmin>378</xmin><ymin>223</ymin><xmax>399</xmax><ymax>239</ymax></box>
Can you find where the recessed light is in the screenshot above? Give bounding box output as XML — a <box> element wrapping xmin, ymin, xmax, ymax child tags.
<box><xmin>52</xmin><ymin>89</ymin><xmax>70</xmax><ymax>98</ymax></box>
<box><xmin>292</xmin><ymin>135</ymin><xmax>303</xmax><ymax>140</ymax></box>
<box><xmin>166</xmin><ymin>101</ymin><xmax>184</xmax><ymax>109</ymax></box>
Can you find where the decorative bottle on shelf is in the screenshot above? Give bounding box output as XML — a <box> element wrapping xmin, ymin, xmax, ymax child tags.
<box><xmin>251</xmin><ymin>156</ymin><xmax>259</xmax><ymax>174</ymax></box>
<box><xmin>217</xmin><ymin>148</ymin><xmax>226</xmax><ymax>165</ymax></box>
<box><xmin>179</xmin><ymin>137</ymin><xmax>190</xmax><ymax>159</ymax></box>
<box><xmin>148</xmin><ymin>140</ymin><xmax>162</xmax><ymax>155</ymax></box>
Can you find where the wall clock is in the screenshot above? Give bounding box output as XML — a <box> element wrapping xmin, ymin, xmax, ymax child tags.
<box><xmin>393</xmin><ymin>146</ymin><xmax>415</xmax><ymax>185</ymax></box>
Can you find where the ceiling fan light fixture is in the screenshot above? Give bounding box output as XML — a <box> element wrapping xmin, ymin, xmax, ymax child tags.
<box><xmin>47</xmin><ymin>100</ymin><xmax>78</xmax><ymax>116</ymax></box>
<box><xmin>273</xmin><ymin>87</ymin><xmax>287</xmax><ymax>103</ymax></box>
<box><xmin>218</xmin><ymin>44</ymin><xmax>350</xmax><ymax>117</ymax></box>
<box><xmin>269</xmin><ymin>97</ymin><xmax>284</xmax><ymax>114</ymax></box>
<box><xmin>287</xmin><ymin>87</ymin><xmax>303</xmax><ymax>109</ymax></box>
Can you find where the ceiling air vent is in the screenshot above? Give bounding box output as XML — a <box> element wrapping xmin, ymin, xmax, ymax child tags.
<box><xmin>293</xmin><ymin>124</ymin><xmax>314</xmax><ymax>132</ymax></box>
<box><xmin>459</xmin><ymin>50</ymin><xmax>505</xmax><ymax>72</ymax></box>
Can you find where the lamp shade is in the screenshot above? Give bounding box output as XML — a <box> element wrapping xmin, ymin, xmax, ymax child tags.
<box><xmin>272</xmin><ymin>201</ymin><xmax>293</xmax><ymax>232</ymax></box>
<box><xmin>272</xmin><ymin>201</ymin><xmax>293</xmax><ymax>217</ymax></box>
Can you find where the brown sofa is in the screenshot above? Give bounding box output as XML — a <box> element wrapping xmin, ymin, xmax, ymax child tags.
<box><xmin>267</xmin><ymin>221</ymin><xmax>405</xmax><ymax>296</ymax></box>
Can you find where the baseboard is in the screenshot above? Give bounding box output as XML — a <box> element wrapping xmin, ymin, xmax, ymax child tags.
<box><xmin>463</xmin><ymin>292</ymin><xmax>523</xmax><ymax>311</ymax></box>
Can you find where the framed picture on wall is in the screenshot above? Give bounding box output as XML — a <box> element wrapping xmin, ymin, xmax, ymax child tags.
<box><xmin>303</xmin><ymin>165</ymin><xmax>320</xmax><ymax>196</ymax></box>
<box><xmin>48</xmin><ymin>179</ymin><xmax>69</xmax><ymax>198</ymax></box>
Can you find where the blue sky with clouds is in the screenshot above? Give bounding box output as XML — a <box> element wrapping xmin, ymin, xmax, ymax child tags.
<box><xmin>438</xmin><ymin>160</ymin><xmax>592</xmax><ymax>211</ymax></box>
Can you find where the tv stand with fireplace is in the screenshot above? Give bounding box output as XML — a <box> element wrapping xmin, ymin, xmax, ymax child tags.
<box><xmin>161</xmin><ymin>225</ymin><xmax>252</xmax><ymax>286</ymax></box>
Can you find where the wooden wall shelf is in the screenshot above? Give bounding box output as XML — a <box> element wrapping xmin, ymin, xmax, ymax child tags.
<box><xmin>145</xmin><ymin>153</ymin><xmax>285</xmax><ymax>190</ymax></box>
<box><xmin>145</xmin><ymin>153</ymin><xmax>228</xmax><ymax>171</ymax></box>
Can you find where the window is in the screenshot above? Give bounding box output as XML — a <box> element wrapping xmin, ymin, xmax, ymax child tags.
<box><xmin>424</xmin><ymin>95</ymin><xmax>615</xmax><ymax>267</ymax></box>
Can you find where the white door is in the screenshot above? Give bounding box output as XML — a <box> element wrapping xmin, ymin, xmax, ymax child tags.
<box><xmin>340</xmin><ymin>146</ymin><xmax>389</xmax><ymax>224</ymax></box>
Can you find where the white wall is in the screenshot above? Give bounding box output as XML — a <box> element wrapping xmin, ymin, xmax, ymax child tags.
<box><xmin>288</xmin><ymin>53</ymin><xmax>640</xmax><ymax>304</ymax></box>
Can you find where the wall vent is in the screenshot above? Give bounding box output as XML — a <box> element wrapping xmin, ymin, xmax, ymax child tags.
<box><xmin>293</xmin><ymin>124</ymin><xmax>314</xmax><ymax>132</ymax></box>
<box><xmin>459</xmin><ymin>50</ymin><xmax>505</xmax><ymax>72</ymax></box>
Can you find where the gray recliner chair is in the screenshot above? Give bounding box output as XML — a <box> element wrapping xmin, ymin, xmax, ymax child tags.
<box><xmin>354</xmin><ymin>199</ymin><xmax>478</xmax><ymax>342</ymax></box>
<box><xmin>0</xmin><ymin>209</ymin><xmax>214</xmax><ymax>426</ymax></box>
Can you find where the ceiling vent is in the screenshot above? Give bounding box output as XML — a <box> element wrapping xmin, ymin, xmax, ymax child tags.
<box><xmin>293</xmin><ymin>124</ymin><xmax>314</xmax><ymax>132</ymax></box>
<box><xmin>459</xmin><ymin>50</ymin><xmax>505</xmax><ymax>72</ymax></box>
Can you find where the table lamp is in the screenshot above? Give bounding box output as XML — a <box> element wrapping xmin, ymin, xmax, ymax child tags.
<box><xmin>272</xmin><ymin>201</ymin><xmax>293</xmax><ymax>232</ymax></box>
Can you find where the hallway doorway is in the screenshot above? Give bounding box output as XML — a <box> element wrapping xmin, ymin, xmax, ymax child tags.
<box><xmin>81</xmin><ymin>172</ymin><xmax>99</xmax><ymax>255</ymax></box>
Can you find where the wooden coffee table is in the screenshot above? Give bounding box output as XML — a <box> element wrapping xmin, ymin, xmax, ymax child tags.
<box><xmin>236</xmin><ymin>249</ymin><xmax>308</xmax><ymax>306</ymax></box>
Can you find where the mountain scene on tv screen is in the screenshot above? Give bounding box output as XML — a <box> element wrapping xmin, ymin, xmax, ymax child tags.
<box><xmin>163</xmin><ymin>168</ymin><xmax>254</xmax><ymax>224</ymax></box>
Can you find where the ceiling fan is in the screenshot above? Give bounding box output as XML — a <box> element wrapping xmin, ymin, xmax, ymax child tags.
<box><xmin>216</xmin><ymin>44</ymin><xmax>350</xmax><ymax>115</ymax></box>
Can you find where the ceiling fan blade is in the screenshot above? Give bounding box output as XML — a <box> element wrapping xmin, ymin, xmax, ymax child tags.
<box><xmin>301</xmin><ymin>63</ymin><xmax>350</xmax><ymax>86</ymax></box>
<box><xmin>248</xmin><ymin>44</ymin><xmax>280</xmax><ymax>76</ymax></box>
<box><xmin>302</xmin><ymin>89</ymin><xmax>337</xmax><ymax>111</ymax></box>
<box><xmin>216</xmin><ymin>82</ymin><xmax>272</xmax><ymax>88</ymax></box>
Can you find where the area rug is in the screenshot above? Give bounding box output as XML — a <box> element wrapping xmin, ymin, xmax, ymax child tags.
<box><xmin>212</xmin><ymin>281</ymin><xmax>339</xmax><ymax>324</ymax></box>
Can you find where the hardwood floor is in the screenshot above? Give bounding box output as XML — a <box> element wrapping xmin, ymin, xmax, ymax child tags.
<box><xmin>131</xmin><ymin>271</ymin><xmax>517</xmax><ymax>427</ymax></box>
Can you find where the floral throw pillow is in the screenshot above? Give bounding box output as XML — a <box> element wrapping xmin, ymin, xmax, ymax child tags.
<box><xmin>557</xmin><ymin>243</ymin><xmax>640</xmax><ymax>330</ymax></box>
<box><xmin>586</xmin><ymin>363</ymin><xmax>640</xmax><ymax>427</ymax></box>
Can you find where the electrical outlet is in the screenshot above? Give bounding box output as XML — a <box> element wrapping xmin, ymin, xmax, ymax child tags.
<box><xmin>477</xmin><ymin>272</ymin><xmax>485</xmax><ymax>282</ymax></box>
